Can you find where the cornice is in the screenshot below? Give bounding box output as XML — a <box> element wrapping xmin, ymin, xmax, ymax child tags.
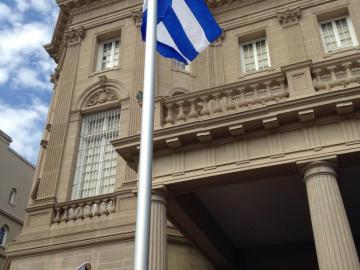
<box><xmin>0</xmin><ymin>208</ymin><xmax>24</xmax><ymax>226</ymax></box>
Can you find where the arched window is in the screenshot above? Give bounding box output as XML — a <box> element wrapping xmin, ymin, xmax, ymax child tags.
<box><xmin>9</xmin><ymin>188</ymin><xmax>16</xmax><ymax>205</ymax></box>
<box><xmin>0</xmin><ymin>225</ymin><xmax>9</xmax><ymax>247</ymax></box>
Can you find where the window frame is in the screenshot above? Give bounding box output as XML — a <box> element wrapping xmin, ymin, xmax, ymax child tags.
<box><xmin>8</xmin><ymin>188</ymin><xmax>16</xmax><ymax>205</ymax></box>
<box><xmin>0</xmin><ymin>225</ymin><xmax>9</xmax><ymax>247</ymax></box>
<box><xmin>96</xmin><ymin>38</ymin><xmax>121</xmax><ymax>72</ymax></box>
<box><xmin>171</xmin><ymin>59</ymin><xmax>193</xmax><ymax>74</ymax></box>
<box><xmin>319</xmin><ymin>15</ymin><xmax>359</xmax><ymax>52</ymax></box>
<box><xmin>240</xmin><ymin>37</ymin><xmax>271</xmax><ymax>74</ymax></box>
<box><xmin>71</xmin><ymin>108</ymin><xmax>121</xmax><ymax>200</ymax></box>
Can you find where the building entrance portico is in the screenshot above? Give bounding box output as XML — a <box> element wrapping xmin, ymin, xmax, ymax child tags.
<box><xmin>149</xmin><ymin>153</ymin><xmax>360</xmax><ymax>270</ymax></box>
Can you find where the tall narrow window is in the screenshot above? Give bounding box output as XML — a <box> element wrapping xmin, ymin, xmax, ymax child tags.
<box><xmin>240</xmin><ymin>38</ymin><xmax>270</xmax><ymax>73</ymax></box>
<box><xmin>0</xmin><ymin>225</ymin><xmax>8</xmax><ymax>247</ymax></box>
<box><xmin>72</xmin><ymin>109</ymin><xmax>121</xmax><ymax>199</ymax></box>
<box><xmin>98</xmin><ymin>39</ymin><xmax>120</xmax><ymax>71</ymax></box>
<box><xmin>8</xmin><ymin>188</ymin><xmax>16</xmax><ymax>205</ymax></box>
<box><xmin>320</xmin><ymin>16</ymin><xmax>358</xmax><ymax>52</ymax></box>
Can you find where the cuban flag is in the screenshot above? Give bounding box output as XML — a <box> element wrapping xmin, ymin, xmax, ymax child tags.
<box><xmin>141</xmin><ymin>0</ymin><xmax>222</xmax><ymax>64</ymax></box>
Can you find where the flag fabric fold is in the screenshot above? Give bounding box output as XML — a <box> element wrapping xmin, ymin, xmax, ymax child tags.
<box><xmin>142</xmin><ymin>0</ymin><xmax>222</xmax><ymax>64</ymax></box>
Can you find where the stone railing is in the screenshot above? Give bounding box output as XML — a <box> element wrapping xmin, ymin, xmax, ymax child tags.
<box><xmin>162</xmin><ymin>73</ymin><xmax>288</xmax><ymax>127</ymax></box>
<box><xmin>52</xmin><ymin>194</ymin><xmax>116</xmax><ymax>225</ymax></box>
<box><xmin>312</xmin><ymin>57</ymin><xmax>360</xmax><ymax>92</ymax></box>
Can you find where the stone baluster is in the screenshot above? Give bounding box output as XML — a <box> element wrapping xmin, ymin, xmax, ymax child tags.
<box><xmin>200</xmin><ymin>96</ymin><xmax>211</xmax><ymax>118</ymax></box>
<box><xmin>93</xmin><ymin>200</ymin><xmax>101</xmax><ymax>217</ymax></box>
<box><xmin>164</xmin><ymin>103</ymin><xmax>175</xmax><ymax>126</ymax></box>
<box><xmin>69</xmin><ymin>205</ymin><xmax>77</xmax><ymax>222</ymax></box>
<box><xmin>53</xmin><ymin>207</ymin><xmax>61</xmax><ymax>224</ymax></box>
<box><xmin>61</xmin><ymin>206</ymin><xmax>69</xmax><ymax>223</ymax></box>
<box><xmin>237</xmin><ymin>87</ymin><xmax>246</xmax><ymax>109</ymax></box>
<box><xmin>176</xmin><ymin>101</ymin><xmax>186</xmax><ymax>123</ymax></box>
<box><xmin>327</xmin><ymin>65</ymin><xmax>337</xmax><ymax>90</ymax></box>
<box><xmin>101</xmin><ymin>199</ymin><xmax>110</xmax><ymax>216</ymax></box>
<box><xmin>187</xmin><ymin>98</ymin><xmax>198</xmax><ymax>120</ymax></box>
<box><xmin>84</xmin><ymin>202</ymin><xmax>92</xmax><ymax>219</ymax></box>
<box><xmin>213</xmin><ymin>93</ymin><xmax>223</xmax><ymax>115</ymax></box>
<box><xmin>77</xmin><ymin>203</ymin><xmax>84</xmax><ymax>220</ymax></box>
<box><xmin>225</xmin><ymin>90</ymin><xmax>236</xmax><ymax>112</ymax></box>
<box><xmin>109</xmin><ymin>197</ymin><xmax>116</xmax><ymax>214</ymax></box>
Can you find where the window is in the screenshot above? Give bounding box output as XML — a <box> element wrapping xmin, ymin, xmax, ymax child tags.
<box><xmin>240</xmin><ymin>38</ymin><xmax>270</xmax><ymax>73</ymax></box>
<box><xmin>320</xmin><ymin>16</ymin><xmax>358</xmax><ymax>52</ymax></box>
<box><xmin>72</xmin><ymin>109</ymin><xmax>121</xmax><ymax>199</ymax></box>
<box><xmin>8</xmin><ymin>188</ymin><xmax>16</xmax><ymax>205</ymax></box>
<box><xmin>172</xmin><ymin>59</ymin><xmax>192</xmax><ymax>73</ymax></box>
<box><xmin>97</xmin><ymin>39</ymin><xmax>120</xmax><ymax>71</ymax></box>
<box><xmin>0</xmin><ymin>225</ymin><xmax>8</xmax><ymax>247</ymax></box>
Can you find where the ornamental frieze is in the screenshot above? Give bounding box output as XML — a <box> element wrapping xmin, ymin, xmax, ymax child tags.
<box><xmin>86</xmin><ymin>89</ymin><xmax>119</xmax><ymax>107</ymax></box>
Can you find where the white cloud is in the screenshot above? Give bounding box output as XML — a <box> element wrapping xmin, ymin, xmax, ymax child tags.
<box><xmin>0</xmin><ymin>100</ymin><xmax>48</xmax><ymax>163</ymax></box>
<box><xmin>15</xmin><ymin>67</ymin><xmax>51</xmax><ymax>90</ymax></box>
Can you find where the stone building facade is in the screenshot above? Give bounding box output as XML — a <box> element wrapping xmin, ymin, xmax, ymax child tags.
<box><xmin>0</xmin><ymin>130</ymin><xmax>34</xmax><ymax>269</ymax></box>
<box><xmin>5</xmin><ymin>0</ymin><xmax>360</xmax><ymax>269</ymax></box>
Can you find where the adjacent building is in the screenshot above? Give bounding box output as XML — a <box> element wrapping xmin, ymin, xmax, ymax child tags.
<box><xmin>0</xmin><ymin>130</ymin><xmax>34</xmax><ymax>269</ymax></box>
<box><xmin>5</xmin><ymin>0</ymin><xmax>360</xmax><ymax>269</ymax></box>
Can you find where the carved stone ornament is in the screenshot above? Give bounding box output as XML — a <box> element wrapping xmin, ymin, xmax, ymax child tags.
<box><xmin>277</xmin><ymin>7</ymin><xmax>302</xmax><ymax>27</ymax></box>
<box><xmin>64</xmin><ymin>26</ymin><xmax>85</xmax><ymax>45</ymax></box>
<box><xmin>211</xmin><ymin>32</ymin><xmax>225</xmax><ymax>47</ymax></box>
<box><xmin>132</xmin><ymin>10</ymin><xmax>143</xmax><ymax>28</ymax></box>
<box><xmin>86</xmin><ymin>76</ymin><xmax>119</xmax><ymax>107</ymax></box>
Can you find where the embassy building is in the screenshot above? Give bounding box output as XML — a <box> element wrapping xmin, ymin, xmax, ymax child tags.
<box><xmin>5</xmin><ymin>0</ymin><xmax>360</xmax><ymax>269</ymax></box>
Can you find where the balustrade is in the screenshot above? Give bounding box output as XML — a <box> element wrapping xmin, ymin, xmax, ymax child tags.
<box><xmin>162</xmin><ymin>75</ymin><xmax>288</xmax><ymax>127</ymax></box>
<box><xmin>312</xmin><ymin>58</ymin><xmax>360</xmax><ymax>92</ymax></box>
<box><xmin>52</xmin><ymin>194</ymin><xmax>116</xmax><ymax>225</ymax></box>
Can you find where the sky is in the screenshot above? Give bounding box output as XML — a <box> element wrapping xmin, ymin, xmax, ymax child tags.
<box><xmin>0</xmin><ymin>0</ymin><xmax>59</xmax><ymax>164</ymax></box>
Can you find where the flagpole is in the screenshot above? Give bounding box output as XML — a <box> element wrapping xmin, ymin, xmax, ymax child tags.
<box><xmin>133</xmin><ymin>0</ymin><xmax>158</xmax><ymax>270</ymax></box>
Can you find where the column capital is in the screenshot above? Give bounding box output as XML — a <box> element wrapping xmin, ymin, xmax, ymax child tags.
<box><xmin>151</xmin><ymin>189</ymin><xmax>167</xmax><ymax>204</ymax></box>
<box><xmin>302</xmin><ymin>161</ymin><xmax>337</xmax><ymax>183</ymax></box>
<box><xmin>277</xmin><ymin>7</ymin><xmax>302</xmax><ymax>27</ymax></box>
<box><xmin>64</xmin><ymin>26</ymin><xmax>85</xmax><ymax>46</ymax></box>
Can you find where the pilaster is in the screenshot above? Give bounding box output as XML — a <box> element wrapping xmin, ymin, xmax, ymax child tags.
<box><xmin>301</xmin><ymin>160</ymin><xmax>360</xmax><ymax>270</ymax></box>
<box><xmin>36</xmin><ymin>27</ymin><xmax>85</xmax><ymax>200</ymax></box>
<box><xmin>209</xmin><ymin>33</ymin><xmax>225</xmax><ymax>87</ymax></box>
<box><xmin>277</xmin><ymin>7</ymin><xmax>307</xmax><ymax>64</ymax></box>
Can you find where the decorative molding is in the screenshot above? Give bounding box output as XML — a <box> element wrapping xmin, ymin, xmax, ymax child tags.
<box><xmin>50</xmin><ymin>68</ymin><xmax>60</xmax><ymax>89</ymax></box>
<box><xmin>277</xmin><ymin>7</ymin><xmax>302</xmax><ymax>27</ymax></box>
<box><xmin>64</xmin><ymin>26</ymin><xmax>85</xmax><ymax>46</ymax></box>
<box><xmin>211</xmin><ymin>32</ymin><xmax>225</xmax><ymax>47</ymax></box>
<box><xmin>132</xmin><ymin>9</ymin><xmax>143</xmax><ymax>28</ymax></box>
<box><xmin>211</xmin><ymin>0</ymin><xmax>266</xmax><ymax>15</ymax></box>
<box><xmin>86</xmin><ymin>77</ymin><xmax>119</xmax><ymax>107</ymax></box>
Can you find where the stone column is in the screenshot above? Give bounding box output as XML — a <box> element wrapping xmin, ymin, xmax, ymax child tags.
<box><xmin>149</xmin><ymin>191</ymin><xmax>167</xmax><ymax>270</ymax></box>
<box><xmin>37</xmin><ymin>27</ymin><xmax>85</xmax><ymax>200</ymax></box>
<box><xmin>303</xmin><ymin>161</ymin><xmax>360</xmax><ymax>270</ymax></box>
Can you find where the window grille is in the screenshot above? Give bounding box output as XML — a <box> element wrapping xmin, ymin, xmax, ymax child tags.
<box><xmin>72</xmin><ymin>109</ymin><xmax>121</xmax><ymax>199</ymax></box>
<box><xmin>320</xmin><ymin>16</ymin><xmax>358</xmax><ymax>52</ymax></box>
<box><xmin>0</xmin><ymin>225</ymin><xmax>8</xmax><ymax>247</ymax></box>
<box><xmin>98</xmin><ymin>39</ymin><xmax>120</xmax><ymax>71</ymax></box>
<box><xmin>240</xmin><ymin>38</ymin><xmax>270</xmax><ymax>73</ymax></box>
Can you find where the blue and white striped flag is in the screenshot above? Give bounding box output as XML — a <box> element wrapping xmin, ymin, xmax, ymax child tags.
<box><xmin>141</xmin><ymin>0</ymin><xmax>222</xmax><ymax>64</ymax></box>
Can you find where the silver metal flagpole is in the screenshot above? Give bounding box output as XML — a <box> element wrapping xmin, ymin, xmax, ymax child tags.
<box><xmin>133</xmin><ymin>0</ymin><xmax>158</xmax><ymax>270</ymax></box>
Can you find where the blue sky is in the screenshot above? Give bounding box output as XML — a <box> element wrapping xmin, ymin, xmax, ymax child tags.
<box><xmin>0</xmin><ymin>0</ymin><xmax>59</xmax><ymax>164</ymax></box>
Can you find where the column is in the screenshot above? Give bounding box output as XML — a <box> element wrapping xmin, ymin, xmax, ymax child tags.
<box><xmin>37</xmin><ymin>27</ymin><xmax>85</xmax><ymax>200</ymax></box>
<box><xmin>303</xmin><ymin>161</ymin><xmax>360</xmax><ymax>270</ymax></box>
<box><xmin>149</xmin><ymin>191</ymin><xmax>167</xmax><ymax>270</ymax></box>
<box><xmin>209</xmin><ymin>34</ymin><xmax>225</xmax><ymax>87</ymax></box>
